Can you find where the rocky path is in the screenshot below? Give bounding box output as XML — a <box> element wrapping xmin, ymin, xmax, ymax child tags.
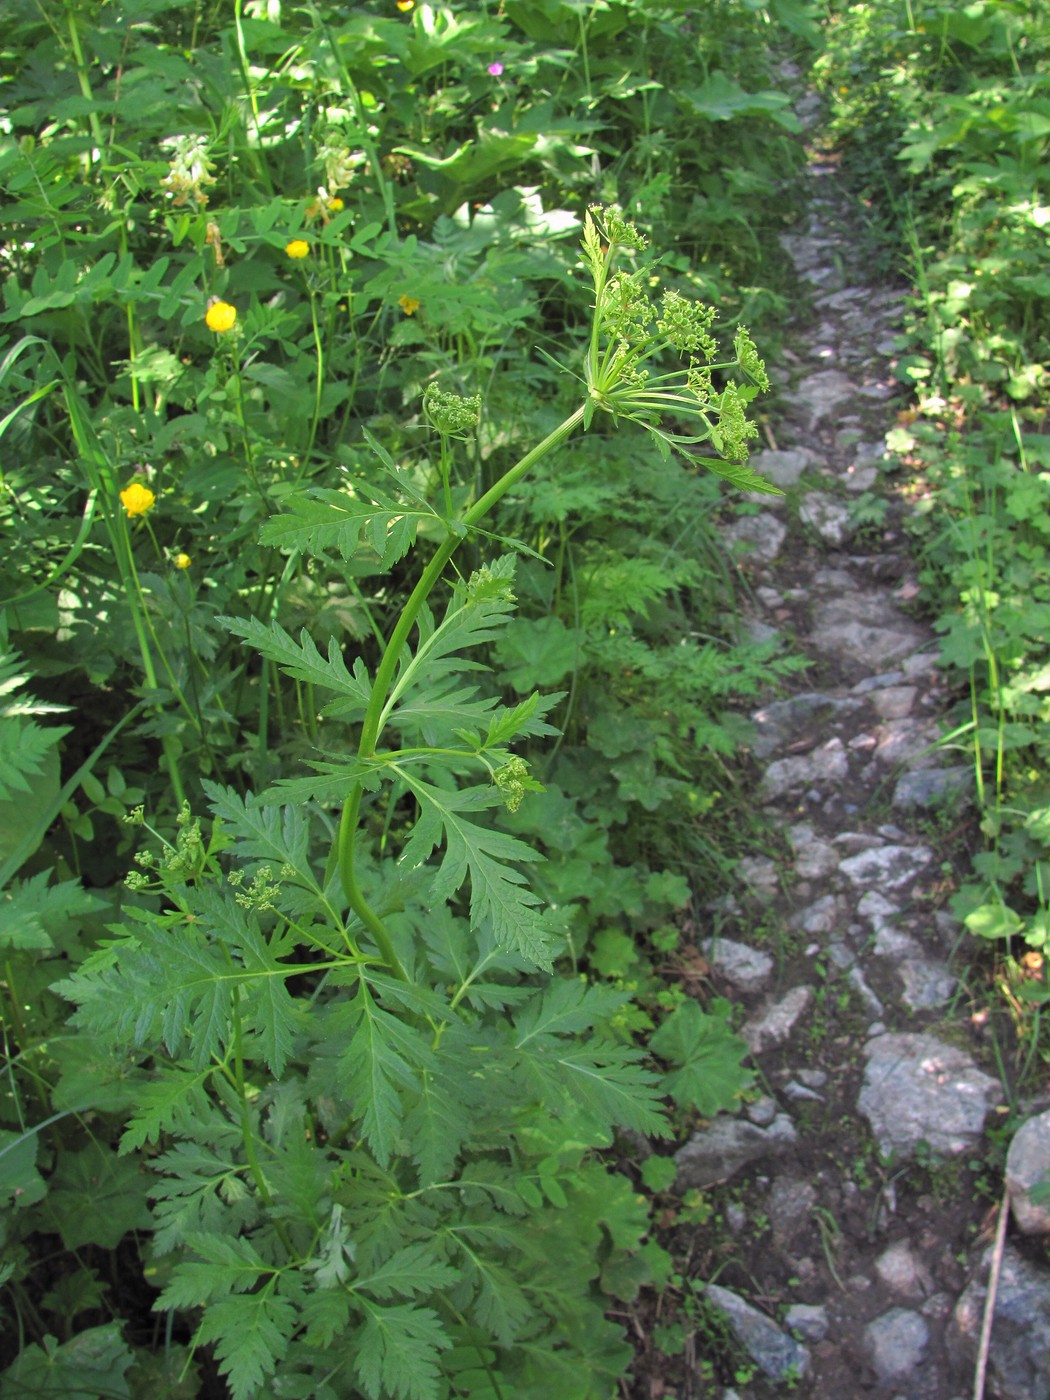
<box><xmin>647</xmin><ymin>93</ymin><xmax>1050</xmax><ymax>1400</ymax></box>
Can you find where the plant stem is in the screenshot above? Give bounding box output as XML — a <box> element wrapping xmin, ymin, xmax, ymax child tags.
<box><xmin>335</xmin><ymin>403</ymin><xmax>588</xmax><ymax>976</ymax></box>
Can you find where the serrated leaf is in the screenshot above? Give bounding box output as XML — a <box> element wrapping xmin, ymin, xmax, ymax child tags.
<box><xmin>0</xmin><ymin>871</ymin><xmax>101</xmax><ymax>950</ymax></box>
<box><xmin>357</xmin><ymin>1243</ymin><xmax>458</xmax><ymax>1300</ymax></box>
<box><xmin>353</xmin><ymin>1301</ymin><xmax>450</xmax><ymax>1400</ymax></box>
<box><xmin>119</xmin><ymin>1064</ymin><xmax>214</xmax><ymax>1154</ymax></box>
<box><xmin>193</xmin><ymin>1291</ymin><xmax>297</xmax><ymax>1400</ymax></box>
<box><xmin>158</xmin><ymin>1233</ymin><xmax>270</xmax><ymax>1310</ymax></box>
<box><xmin>339</xmin><ymin>981</ymin><xmax>426</xmax><ymax>1165</ymax></box>
<box><xmin>219</xmin><ymin>615</ymin><xmax>371</xmax><ymax>713</ymax></box>
<box><xmin>259</xmin><ymin>488</ymin><xmax>430</xmax><ymax>568</ymax></box>
<box><xmin>399</xmin><ymin>775</ymin><xmax>554</xmax><ymax>969</ymax></box>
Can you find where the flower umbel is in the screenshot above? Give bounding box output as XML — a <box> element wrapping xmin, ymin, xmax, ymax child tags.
<box><xmin>285</xmin><ymin>239</ymin><xmax>310</xmax><ymax>260</ymax></box>
<box><xmin>424</xmin><ymin>385</ymin><xmax>482</xmax><ymax>437</ymax></box>
<box><xmin>398</xmin><ymin>295</ymin><xmax>421</xmax><ymax>316</ymax></box>
<box><xmin>205</xmin><ymin>300</ymin><xmax>237</xmax><ymax>332</ymax></box>
<box><xmin>120</xmin><ymin>483</ymin><xmax>155</xmax><ymax>518</ymax></box>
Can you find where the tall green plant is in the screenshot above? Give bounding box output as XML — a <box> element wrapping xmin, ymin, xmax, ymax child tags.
<box><xmin>31</xmin><ymin>207</ymin><xmax>766</xmax><ymax>1399</ymax></box>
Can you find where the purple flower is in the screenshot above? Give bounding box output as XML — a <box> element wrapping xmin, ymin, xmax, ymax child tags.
<box><xmin>487</xmin><ymin>62</ymin><xmax>504</xmax><ymax>76</ymax></box>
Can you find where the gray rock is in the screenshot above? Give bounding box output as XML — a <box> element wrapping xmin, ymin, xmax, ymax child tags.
<box><xmin>761</xmin><ymin>740</ymin><xmax>849</xmax><ymax>801</ymax></box>
<box><xmin>849</xmin><ymin>965</ymin><xmax>885</xmax><ymax>1017</ymax></box>
<box><xmin>892</xmin><ymin>766</ymin><xmax>972</xmax><ymax>810</ymax></box>
<box><xmin>748</xmin><ymin>447</ymin><xmax>819</xmax><ymax>489</ymax></box>
<box><xmin>857</xmin><ymin>890</ymin><xmax>900</xmax><ymax>928</ymax></box>
<box><xmin>736</xmin><ymin>855</ymin><xmax>780</xmax><ymax>898</ymax></box>
<box><xmin>858</xmin><ymin>1032</ymin><xmax>1000</xmax><ymax>1158</ymax></box>
<box><xmin>746</xmin><ymin>1096</ymin><xmax>779</xmax><ymax>1127</ymax></box>
<box><xmin>899</xmin><ymin>957</ymin><xmax>958</xmax><ymax>1011</ymax></box>
<box><xmin>792</xmin><ymin>894</ymin><xmax>843</xmax><ymax>934</ymax></box>
<box><xmin>675</xmin><ymin>1114</ymin><xmax>798</xmax><ymax>1190</ymax></box>
<box><xmin>750</xmin><ymin>691</ymin><xmax>862</xmax><ymax>760</ymax></box>
<box><xmin>724</xmin><ymin>513</ymin><xmax>787</xmax><ymax>563</ymax></box>
<box><xmin>874</xmin><ymin>717</ymin><xmax>943</xmax><ymax>769</ymax></box>
<box><xmin>839</xmin><ymin>843</ymin><xmax>933</xmax><ymax>889</ymax></box>
<box><xmin>700</xmin><ymin>936</ymin><xmax>774</xmax><ymax>993</ymax></box>
<box><xmin>784</xmin><ymin>1303</ymin><xmax>829</xmax><ymax>1342</ymax></box>
<box><xmin>1007</xmin><ymin>1111</ymin><xmax>1050</xmax><ymax>1235</ymax></box>
<box><xmin>864</xmin><ymin>1307</ymin><xmax>930</xmax><ymax>1384</ymax></box>
<box><xmin>870</xmin><ymin>685</ymin><xmax>918</xmax><ymax>720</ymax></box>
<box><xmin>875</xmin><ymin>1241</ymin><xmax>934</xmax><ymax>1300</ymax></box>
<box><xmin>799</xmin><ymin>492</ymin><xmax>854</xmax><ymax>546</ymax></box>
<box><xmin>788</xmin><ymin>822</ymin><xmax>839</xmax><ymax>879</ymax></box>
<box><xmin>953</xmin><ymin>1243</ymin><xmax>1050</xmax><ymax>1399</ymax></box>
<box><xmin>809</xmin><ymin>591</ymin><xmax>927</xmax><ymax>671</ymax></box>
<box><xmin>743</xmin><ymin>987</ymin><xmax>814</xmax><ymax>1053</ymax></box>
<box><xmin>703</xmin><ymin>1283</ymin><xmax>810</xmax><ymax>1381</ymax></box>
<box><xmin>853</xmin><ymin>669</ymin><xmax>907</xmax><ymax>694</ymax></box>
<box><xmin>769</xmin><ymin>1176</ymin><xmax>818</xmax><ymax>1246</ymax></box>
<box><xmin>795</xmin><ymin>369</ymin><xmax>856</xmax><ymax>425</ymax></box>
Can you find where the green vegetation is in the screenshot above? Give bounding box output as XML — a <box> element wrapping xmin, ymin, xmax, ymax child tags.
<box><xmin>3</xmin><ymin>0</ymin><xmax>1048</xmax><ymax>1393</ymax></box>
<box><xmin>0</xmin><ymin>1</ymin><xmax>812</xmax><ymax>1394</ymax></box>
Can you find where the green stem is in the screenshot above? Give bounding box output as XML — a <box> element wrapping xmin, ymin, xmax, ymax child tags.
<box><xmin>335</xmin><ymin>403</ymin><xmax>588</xmax><ymax>976</ymax></box>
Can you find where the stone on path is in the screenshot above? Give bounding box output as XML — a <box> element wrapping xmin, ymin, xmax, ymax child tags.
<box><xmin>751</xmin><ymin>692</ymin><xmax>862</xmax><ymax>760</ymax></box>
<box><xmin>742</xmin><ymin>986</ymin><xmax>813</xmax><ymax>1053</ymax></box>
<box><xmin>1006</xmin><ymin>1110</ymin><xmax>1050</xmax><ymax>1235</ymax></box>
<box><xmin>858</xmin><ymin>1032</ymin><xmax>1000</xmax><ymax>1158</ymax></box>
<box><xmin>723</xmin><ymin>513</ymin><xmax>786</xmax><ymax>563</ymax></box>
<box><xmin>699</xmin><ymin>936</ymin><xmax>773</xmax><ymax>993</ymax></box>
<box><xmin>808</xmin><ymin>591</ymin><xmax>927</xmax><ymax>671</ymax></box>
<box><xmin>795</xmin><ymin>368</ymin><xmax>855</xmax><ymax>425</ymax></box>
<box><xmin>703</xmin><ymin>1283</ymin><xmax>811</xmax><ymax>1381</ymax></box>
<box><xmin>839</xmin><ymin>843</ymin><xmax>933</xmax><ymax>889</ymax></box>
<box><xmin>799</xmin><ymin>492</ymin><xmax>854</xmax><ymax>547</ymax></box>
<box><xmin>864</xmin><ymin>1307</ymin><xmax>930</xmax><ymax>1384</ymax></box>
<box><xmin>952</xmin><ymin>1243</ymin><xmax>1050</xmax><ymax>1400</ymax></box>
<box><xmin>892</xmin><ymin>766</ymin><xmax>971</xmax><ymax>810</ymax></box>
<box><xmin>749</xmin><ymin>446</ymin><xmax>819</xmax><ymax>489</ymax></box>
<box><xmin>675</xmin><ymin>1114</ymin><xmax>797</xmax><ymax>1190</ymax></box>
<box><xmin>761</xmin><ymin>739</ymin><xmax>849</xmax><ymax>801</ymax></box>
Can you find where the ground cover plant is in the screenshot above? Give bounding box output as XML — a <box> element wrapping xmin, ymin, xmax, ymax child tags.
<box><xmin>0</xmin><ymin>1</ymin><xmax>817</xmax><ymax>1395</ymax></box>
<box><xmin>816</xmin><ymin>0</ymin><xmax>1050</xmax><ymax>1035</ymax></box>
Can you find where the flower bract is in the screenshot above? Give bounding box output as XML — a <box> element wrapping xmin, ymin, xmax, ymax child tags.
<box><xmin>120</xmin><ymin>483</ymin><xmax>155</xmax><ymax>517</ymax></box>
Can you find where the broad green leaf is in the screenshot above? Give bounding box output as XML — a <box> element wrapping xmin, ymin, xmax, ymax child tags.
<box><xmin>44</xmin><ymin>1141</ymin><xmax>152</xmax><ymax>1249</ymax></box>
<box><xmin>649</xmin><ymin>1000</ymin><xmax>753</xmax><ymax>1115</ymax></box>
<box><xmin>0</xmin><ymin>1324</ymin><xmax>134</xmax><ymax>1400</ymax></box>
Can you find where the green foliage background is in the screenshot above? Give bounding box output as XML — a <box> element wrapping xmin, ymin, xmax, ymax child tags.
<box><xmin>7</xmin><ymin>0</ymin><xmax>1050</xmax><ymax>1396</ymax></box>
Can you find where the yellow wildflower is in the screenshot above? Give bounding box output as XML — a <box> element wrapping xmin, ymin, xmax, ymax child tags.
<box><xmin>120</xmin><ymin>483</ymin><xmax>155</xmax><ymax>518</ymax></box>
<box><xmin>397</xmin><ymin>0</ymin><xmax>414</xmax><ymax>10</ymax></box>
<box><xmin>206</xmin><ymin>300</ymin><xmax>237</xmax><ymax>332</ymax></box>
<box><xmin>175</xmin><ymin>552</ymin><xmax>192</xmax><ymax>569</ymax></box>
<box><xmin>398</xmin><ymin>294</ymin><xmax>421</xmax><ymax>315</ymax></box>
<box><xmin>327</xmin><ymin>196</ymin><xmax>344</xmax><ymax>212</ymax></box>
<box><xmin>285</xmin><ymin>239</ymin><xmax>310</xmax><ymax>260</ymax></box>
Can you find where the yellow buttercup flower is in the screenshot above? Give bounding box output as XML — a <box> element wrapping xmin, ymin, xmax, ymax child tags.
<box><xmin>205</xmin><ymin>300</ymin><xmax>237</xmax><ymax>332</ymax></box>
<box><xmin>327</xmin><ymin>196</ymin><xmax>344</xmax><ymax>212</ymax></box>
<box><xmin>398</xmin><ymin>294</ymin><xmax>421</xmax><ymax>315</ymax></box>
<box><xmin>120</xmin><ymin>483</ymin><xmax>155</xmax><ymax>518</ymax></box>
<box><xmin>285</xmin><ymin>239</ymin><xmax>310</xmax><ymax>260</ymax></box>
<box><xmin>397</xmin><ymin>0</ymin><xmax>414</xmax><ymax>10</ymax></box>
<box><xmin>175</xmin><ymin>552</ymin><xmax>192</xmax><ymax>569</ymax></box>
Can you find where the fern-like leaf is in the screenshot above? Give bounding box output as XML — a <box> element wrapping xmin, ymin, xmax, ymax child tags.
<box><xmin>398</xmin><ymin>775</ymin><xmax>554</xmax><ymax>970</ymax></box>
<box><xmin>353</xmin><ymin>1300</ymin><xmax>450</xmax><ymax>1400</ymax></box>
